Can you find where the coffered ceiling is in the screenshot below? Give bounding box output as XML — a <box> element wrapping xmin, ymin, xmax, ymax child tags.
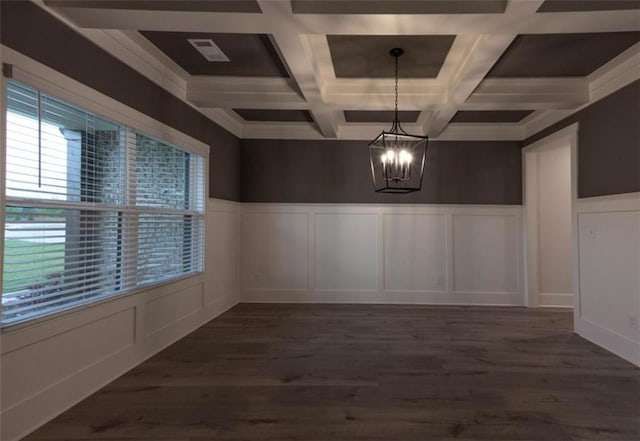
<box><xmin>42</xmin><ymin>0</ymin><xmax>640</xmax><ymax>141</ymax></box>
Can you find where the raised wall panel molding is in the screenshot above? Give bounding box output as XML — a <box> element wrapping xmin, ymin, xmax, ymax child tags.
<box><xmin>314</xmin><ymin>213</ymin><xmax>379</xmax><ymax>291</ymax></box>
<box><xmin>143</xmin><ymin>284</ymin><xmax>204</xmax><ymax>337</ymax></box>
<box><xmin>452</xmin><ymin>214</ymin><xmax>520</xmax><ymax>296</ymax></box>
<box><xmin>240</xmin><ymin>203</ymin><xmax>524</xmax><ymax>305</ymax></box>
<box><xmin>383</xmin><ymin>214</ymin><xmax>448</xmax><ymax>293</ymax></box>
<box><xmin>242</xmin><ymin>212</ymin><xmax>310</xmax><ymax>291</ymax></box>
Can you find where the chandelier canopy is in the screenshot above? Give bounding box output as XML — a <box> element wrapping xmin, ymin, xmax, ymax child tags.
<box><xmin>369</xmin><ymin>48</ymin><xmax>428</xmax><ymax>193</ymax></box>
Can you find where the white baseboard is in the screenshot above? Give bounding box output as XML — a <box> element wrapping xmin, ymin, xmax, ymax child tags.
<box><xmin>576</xmin><ymin>317</ymin><xmax>640</xmax><ymax>367</ymax></box>
<box><xmin>242</xmin><ymin>290</ymin><xmax>520</xmax><ymax>306</ymax></box>
<box><xmin>538</xmin><ymin>292</ymin><xmax>573</xmax><ymax>308</ymax></box>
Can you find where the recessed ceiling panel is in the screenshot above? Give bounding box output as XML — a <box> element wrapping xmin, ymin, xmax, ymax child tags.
<box><xmin>292</xmin><ymin>0</ymin><xmax>507</xmax><ymax>14</ymax></box>
<box><xmin>328</xmin><ymin>35</ymin><xmax>455</xmax><ymax>78</ymax></box>
<box><xmin>451</xmin><ymin>110</ymin><xmax>534</xmax><ymax>123</ymax></box>
<box><xmin>488</xmin><ymin>32</ymin><xmax>640</xmax><ymax>77</ymax></box>
<box><xmin>46</xmin><ymin>0</ymin><xmax>262</xmax><ymax>12</ymax></box>
<box><xmin>235</xmin><ymin>109</ymin><xmax>313</xmax><ymax>122</ymax></box>
<box><xmin>140</xmin><ymin>32</ymin><xmax>288</xmax><ymax>77</ymax></box>
<box><xmin>538</xmin><ymin>0</ymin><xmax>640</xmax><ymax>12</ymax></box>
<box><xmin>344</xmin><ymin>110</ymin><xmax>420</xmax><ymax>123</ymax></box>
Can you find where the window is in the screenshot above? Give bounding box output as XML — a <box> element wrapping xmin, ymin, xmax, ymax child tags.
<box><xmin>2</xmin><ymin>81</ymin><xmax>204</xmax><ymax>325</ymax></box>
<box><xmin>134</xmin><ymin>134</ymin><xmax>204</xmax><ymax>286</ymax></box>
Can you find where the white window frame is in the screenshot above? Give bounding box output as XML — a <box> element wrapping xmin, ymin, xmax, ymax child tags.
<box><xmin>0</xmin><ymin>46</ymin><xmax>209</xmax><ymax>328</ymax></box>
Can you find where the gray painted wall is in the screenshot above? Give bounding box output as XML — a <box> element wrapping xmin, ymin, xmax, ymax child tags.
<box><xmin>525</xmin><ymin>80</ymin><xmax>640</xmax><ymax>198</ymax></box>
<box><xmin>241</xmin><ymin>81</ymin><xmax>640</xmax><ymax>204</ymax></box>
<box><xmin>241</xmin><ymin>139</ymin><xmax>523</xmax><ymax>204</ymax></box>
<box><xmin>0</xmin><ymin>1</ymin><xmax>241</xmax><ymax>201</ymax></box>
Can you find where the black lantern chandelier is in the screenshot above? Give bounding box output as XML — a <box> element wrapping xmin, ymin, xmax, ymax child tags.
<box><xmin>369</xmin><ymin>48</ymin><xmax>428</xmax><ymax>193</ymax></box>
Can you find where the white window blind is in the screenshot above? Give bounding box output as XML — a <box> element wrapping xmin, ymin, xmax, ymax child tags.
<box><xmin>2</xmin><ymin>81</ymin><xmax>205</xmax><ymax>326</ymax></box>
<box><xmin>134</xmin><ymin>134</ymin><xmax>204</xmax><ymax>287</ymax></box>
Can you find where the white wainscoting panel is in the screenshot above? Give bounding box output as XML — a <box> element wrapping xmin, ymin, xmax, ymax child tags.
<box><xmin>315</xmin><ymin>213</ymin><xmax>378</xmax><ymax>291</ymax></box>
<box><xmin>143</xmin><ymin>283</ymin><xmax>204</xmax><ymax>337</ymax></box>
<box><xmin>241</xmin><ymin>204</ymin><xmax>523</xmax><ymax>305</ymax></box>
<box><xmin>2</xmin><ymin>307</ymin><xmax>135</xmax><ymax>412</ymax></box>
<box><xmin>575</xmin><ymin>193</ymin><xmax>640</xmax><ymax>366</ymax></box>
<box><xmin>452</xmin><ymin>214</ymin><xmax>519</xmax><ymax>295</ymax></box>
<box><xmin>384</xmin><ymin>214</ymin><xmax>447</xmax><ymax>292</ymax></box>
<box><xmin>1</xmin><ymin>198</ymin><xmax>241</xmax><ymax>441</ymax></box>
<box><xmin>205</xmin><ymin>204</ymin><xmax>239</xmax><ymax>305</ymax></box>
<box><xmin>242</xmin><ymin>212</ymin><xmax>309</xmax><ymax>290</ymax></box>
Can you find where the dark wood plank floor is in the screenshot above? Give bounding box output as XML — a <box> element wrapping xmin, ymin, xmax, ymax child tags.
<box><xmin>25</xmin><ymin>304</ymin><xmax>640</xmax><ymax>441</ymax></box>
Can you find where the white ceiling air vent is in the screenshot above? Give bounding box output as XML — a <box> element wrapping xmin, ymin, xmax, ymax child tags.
<box><xmin>187</xmin><ymin>39</ymin><xmax>230</xmax><ymax>62</ymax></box>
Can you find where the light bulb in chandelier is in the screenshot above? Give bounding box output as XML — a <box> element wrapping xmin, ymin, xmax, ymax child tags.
<box><xmin>380</xmin><ymin>148</ymin><xmax>413</xmax><ymax>182</ymax></box>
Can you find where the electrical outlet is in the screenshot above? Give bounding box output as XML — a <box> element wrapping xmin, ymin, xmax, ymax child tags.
<box><xmin>628</xmin><ymin>314</ymin><xmax>638</xmax><ymax>331</ymax></box>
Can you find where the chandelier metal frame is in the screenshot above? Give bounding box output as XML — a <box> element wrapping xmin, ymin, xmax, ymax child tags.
<box><xmin>368</xmin><ymin>47</ymin><xmax>428</xmax><ymax>194</ymax></box>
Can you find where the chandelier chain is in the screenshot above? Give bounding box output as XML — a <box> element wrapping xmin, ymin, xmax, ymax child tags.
<box><xmin>394</xmin><ymin>52</ymin><xmax>399</xmax><ymax>126</ymax></box>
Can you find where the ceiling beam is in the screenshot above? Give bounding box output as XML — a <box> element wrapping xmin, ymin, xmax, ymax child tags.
<box><xmin>426</xmin><ymin>0</ymin><xmax>547</xmax><ymax>137</ymax></box>
<box><xmin>198</xmin><ymin>108</ymin><xmax>243</xmax><ymax>137</ymax></box>
<box><xmin>436</xmin><ymin>124</ymin><xmax>523</xmax><ymax>141</ymax></box>
<box><xmin>427</xmin><ymin>34</ymin><xmax>518</xmax><ymax>137</ymax></box>
<box><xmin>257</xmin><ymin>0</ymin><xmax>338</xmax><ymax>138</ymax></box>
<box><xmin>186</xmin><ymin>76</ymin><xmax>307</xmax><ymax>109</ymax></box>
<box><xmin>467</xmin><ymin>78</ymin><xmax>590</xmax><ymax>109</ymax></box>
<box><xmin>186</xmin><ymin>76</ymin><xmax>589</xmax><ymax>111</ymax></box>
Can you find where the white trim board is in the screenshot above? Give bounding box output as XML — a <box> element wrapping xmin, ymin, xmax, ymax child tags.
<box><xmin>573</xmin><ymin>192</ymin><xmax>640</xmax><ymax>366</ymax></box>
<box><xmin>522</xmin><ymin>124</ymin><xmax>577</xmax><ymax>309</ymax></box>
<box><xmin>538</xmin><ymin>293</ymin><xmax>574</xmax><ymax>308</ymax></box>
<box><xmin>241</xmin><ymin>290</ymin><xmax>516</xmax><ymax>306</ymax></box>
<box><xmin>0</xmin><ymin>62</ymin><xmax>7</xmax><ymax>441</ymax></box>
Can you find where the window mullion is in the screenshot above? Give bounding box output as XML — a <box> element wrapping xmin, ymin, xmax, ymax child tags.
<box><xmin>121</xmin><ymin>128</ymin><xmax>138</xmax><ymax>291</ymax></box>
